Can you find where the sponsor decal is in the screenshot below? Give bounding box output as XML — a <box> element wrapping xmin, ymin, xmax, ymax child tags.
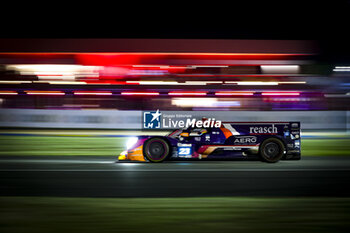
<box><xmin>163</xmin><ymin>118</ymin><xmax>221</xmax><ymax>128</ymax></box>
<box><xmin>177</xmin><ymin>143</ymin><xmax>192</xmax><ymax>157</ymax></box>
<box><xmin>234</xmin><ymin>136</ymin><xmax>257</xmax><ymax>144</ymax></box>
<box><xmin>143</xmin><ymin>109</ymin><xmax>221</xmax><ymax>129</ymax></box>
<box><xmin>177</xmin><ymin>143</ymin><xmax>192</xmax><ymax>147</ymax></box>
<box><xmin>249</xmin><ymin>124</ymin><xmax>278</xmax><ymax>134</ymax></box>
<box><xmin>143</xmin><ymin>109</ymin><xmax>162</xmax><ymax>129</ymax></box>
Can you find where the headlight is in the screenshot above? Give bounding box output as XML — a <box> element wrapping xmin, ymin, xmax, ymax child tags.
<box><xmin>126</xmin><ymin>137</ymin><xmax>138</xmax><ymax>150</ymax></box>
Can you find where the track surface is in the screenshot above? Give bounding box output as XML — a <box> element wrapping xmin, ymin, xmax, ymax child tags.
<box><xmin>1</xmin><ymin>156</ymin><xmax>350</xmax><ymax>197</ymax></box>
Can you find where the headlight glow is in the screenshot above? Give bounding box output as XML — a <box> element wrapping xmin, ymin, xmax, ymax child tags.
<box><xmin>126</xmin><ymin>137</ymin><xmax>138</xmax><ymax>150</ymax></box>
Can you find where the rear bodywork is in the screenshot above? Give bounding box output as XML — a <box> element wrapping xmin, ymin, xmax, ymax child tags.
<box><xmin>119</xmin><ymin>122</ymin><xmax>301</xmax><ymax>162</ymax></box>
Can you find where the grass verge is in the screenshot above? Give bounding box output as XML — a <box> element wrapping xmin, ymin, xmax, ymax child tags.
<box><xmin>0</xmin><ymin>136</ymin><xmax>350</xmax><ymax>156</ymax></box>
<box><xmin>0</xmin><ymin>136</ymin><xmax>125</xmax><ymax>156</ymax></box>
<box><xmin>0</xmin><ymin>196</ymin><xmax>349</xmax><ymax>233</ymax></box>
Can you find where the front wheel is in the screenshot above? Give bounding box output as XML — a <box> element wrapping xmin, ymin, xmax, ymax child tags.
<box><xmin>259</xmin><ymin>138</ymin><xmax>284</xmax><ymax>163</ymax></box>
<box><xmin>143</xmin><ymin>138</ymin><xmax>170</xmax><ymax>163</ymax></box>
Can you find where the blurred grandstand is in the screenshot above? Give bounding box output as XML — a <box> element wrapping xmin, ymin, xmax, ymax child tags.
<box><xmin>0</xmin><ymin>39</ymin><xmax>349</xmax><ymax>130</ymax></box>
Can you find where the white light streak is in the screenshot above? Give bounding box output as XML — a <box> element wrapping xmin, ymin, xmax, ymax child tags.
<box><xmin>324</xmin><ymin>94</ymin><xmax>350</xmax><ymax>98</ymax></box>
<box><xmin>261</xmin><ymin>65</ymin><xmax>300</xmax><ymax>74</ymax></box>
<box><xmin>7</xmin><ymin>64</ymin><xmax>101</xmax><ymax>78</ymax></box>
<box><xmin>171</xmin><ymin>98</ymin><xmax>240</xmax><ymax>108</ymax></box>
<box><xmin>225</xmin><ymin>81</ymin><xmax>279</xmax><ymax>85</ymax></box>
<box><xmin>172</xmin><ymin>98</ymin><xmax>218</xmax><ymax>107</ymax></box>
<box><xmin>37</xmin><ymin>75</ymin><xmax>75</xmax><ymax>80</ymax></box>
<box><xmin>25</xmin><ymin>91</ymin><xmax>65</xmax><ymax>95</ymax></box>
<box><xmin>33</xmin><ymin>81</ymin><xmax>87</xmax><ymax>85</ymax></box>
<box><xmin>0</xmin><ymin>81</ymin><xmax>32</xmax><ymax>84</ymax></box>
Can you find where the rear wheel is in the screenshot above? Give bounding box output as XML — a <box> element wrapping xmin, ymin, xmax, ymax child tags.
<box><xmin>259</xmin><ymin>138</ymin><xmax>284</xmax><ymax>163</ymax></box>
<box><xmin>143</xmin><ymin>138</ymin><xmax>170</xmax><ymax>163</ymax></box>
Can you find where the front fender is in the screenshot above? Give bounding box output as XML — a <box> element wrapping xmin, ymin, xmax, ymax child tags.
<box><xmin>119</xmin><ymin>136</ymin><xmax>177</xmax><ymax>162</ymax></box>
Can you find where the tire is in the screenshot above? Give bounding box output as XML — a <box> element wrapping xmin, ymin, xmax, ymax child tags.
<box><xmin>143</xmin><ymin>138</ymin><xmax>170</xmax><ymax>163</ymax></box>
<box><xmin>259</xmin><ymin>138</ymin><xmax>284</xmax><ymax>163</ymax></box>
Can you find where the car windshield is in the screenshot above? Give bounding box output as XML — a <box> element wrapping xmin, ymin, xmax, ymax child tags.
<box><xmin>167</xmin><ymin>127</ymin><xmax>208</xmax><ymax>138</ymax></box>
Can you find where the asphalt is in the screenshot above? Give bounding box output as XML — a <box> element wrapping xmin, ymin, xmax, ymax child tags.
<box><xmin>1</xmin><ymin>156</ymin><xmax>350</xmax><ymax>197</ymax></box>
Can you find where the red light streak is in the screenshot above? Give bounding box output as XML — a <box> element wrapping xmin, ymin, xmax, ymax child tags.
<box><xmin>261</xmin><ymin>92</ymin><xmax>300</xmax><ymax>96</ymax></box>
<box><xmin>0</xmin><ymin>91</ymin><xmax>18</xmax><ymax>95</ymax></box>
<box><xmin>0</xmin><ymin>52</ymin><xmax>310</xmax><ymax>67</ymax></box>
<box><xmin>121</xmin><ymin>92</ymin><xmax>159</xmax><ymax>96</ymax></box>
<box><xmin>74</xmin><ymin>91</ymin><xmax>113</xmax><ymax>96</ymax></box>
<box><xmin>84</xmin><ymin>81</ymin><xmax>129</xmax><ymax>85</ymax></box>
<box><xmin>215</xmin><ymin>91</ymin><xmax>255</xmax><ymax>96</ymax></box>
<box><xmin>177</xmin><ymin>74</ymin><xmax>290</xmax><ymax>77</ymax></box>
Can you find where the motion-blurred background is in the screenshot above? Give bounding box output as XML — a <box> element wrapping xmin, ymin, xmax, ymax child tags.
<box><xmin>0</xmin><ymin>39</ymin><xmax>348</xmax><ymax>130</ymax></box>
<box><xmin>2</xmin><ymin>3</ymin><xmax>350</xmax><ymax>232</ymax></box>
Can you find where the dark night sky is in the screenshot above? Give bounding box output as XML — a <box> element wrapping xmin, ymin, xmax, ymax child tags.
<box><xmin>1</xmin><ymin>1</ymin><xmax>349</xmax><ymax>63</ymax></box>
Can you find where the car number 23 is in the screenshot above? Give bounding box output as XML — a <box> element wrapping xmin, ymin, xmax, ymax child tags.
<box><xmin>178</xmin><ymin>147</ymin><xmax>192</xmax><ymax>156</ymax></box>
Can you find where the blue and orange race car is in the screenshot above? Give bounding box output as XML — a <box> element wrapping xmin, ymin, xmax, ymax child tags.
<box><xmin>118</xmin><ymin>122</ymin><xmax>301</xmax><ymax>163</ymax></box>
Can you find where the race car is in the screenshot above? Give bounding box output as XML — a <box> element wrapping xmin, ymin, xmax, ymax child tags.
<box><xmin>118</xmin><ymin>122</ymin><xmax>301</xmax><ymax>163</ymax></box>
